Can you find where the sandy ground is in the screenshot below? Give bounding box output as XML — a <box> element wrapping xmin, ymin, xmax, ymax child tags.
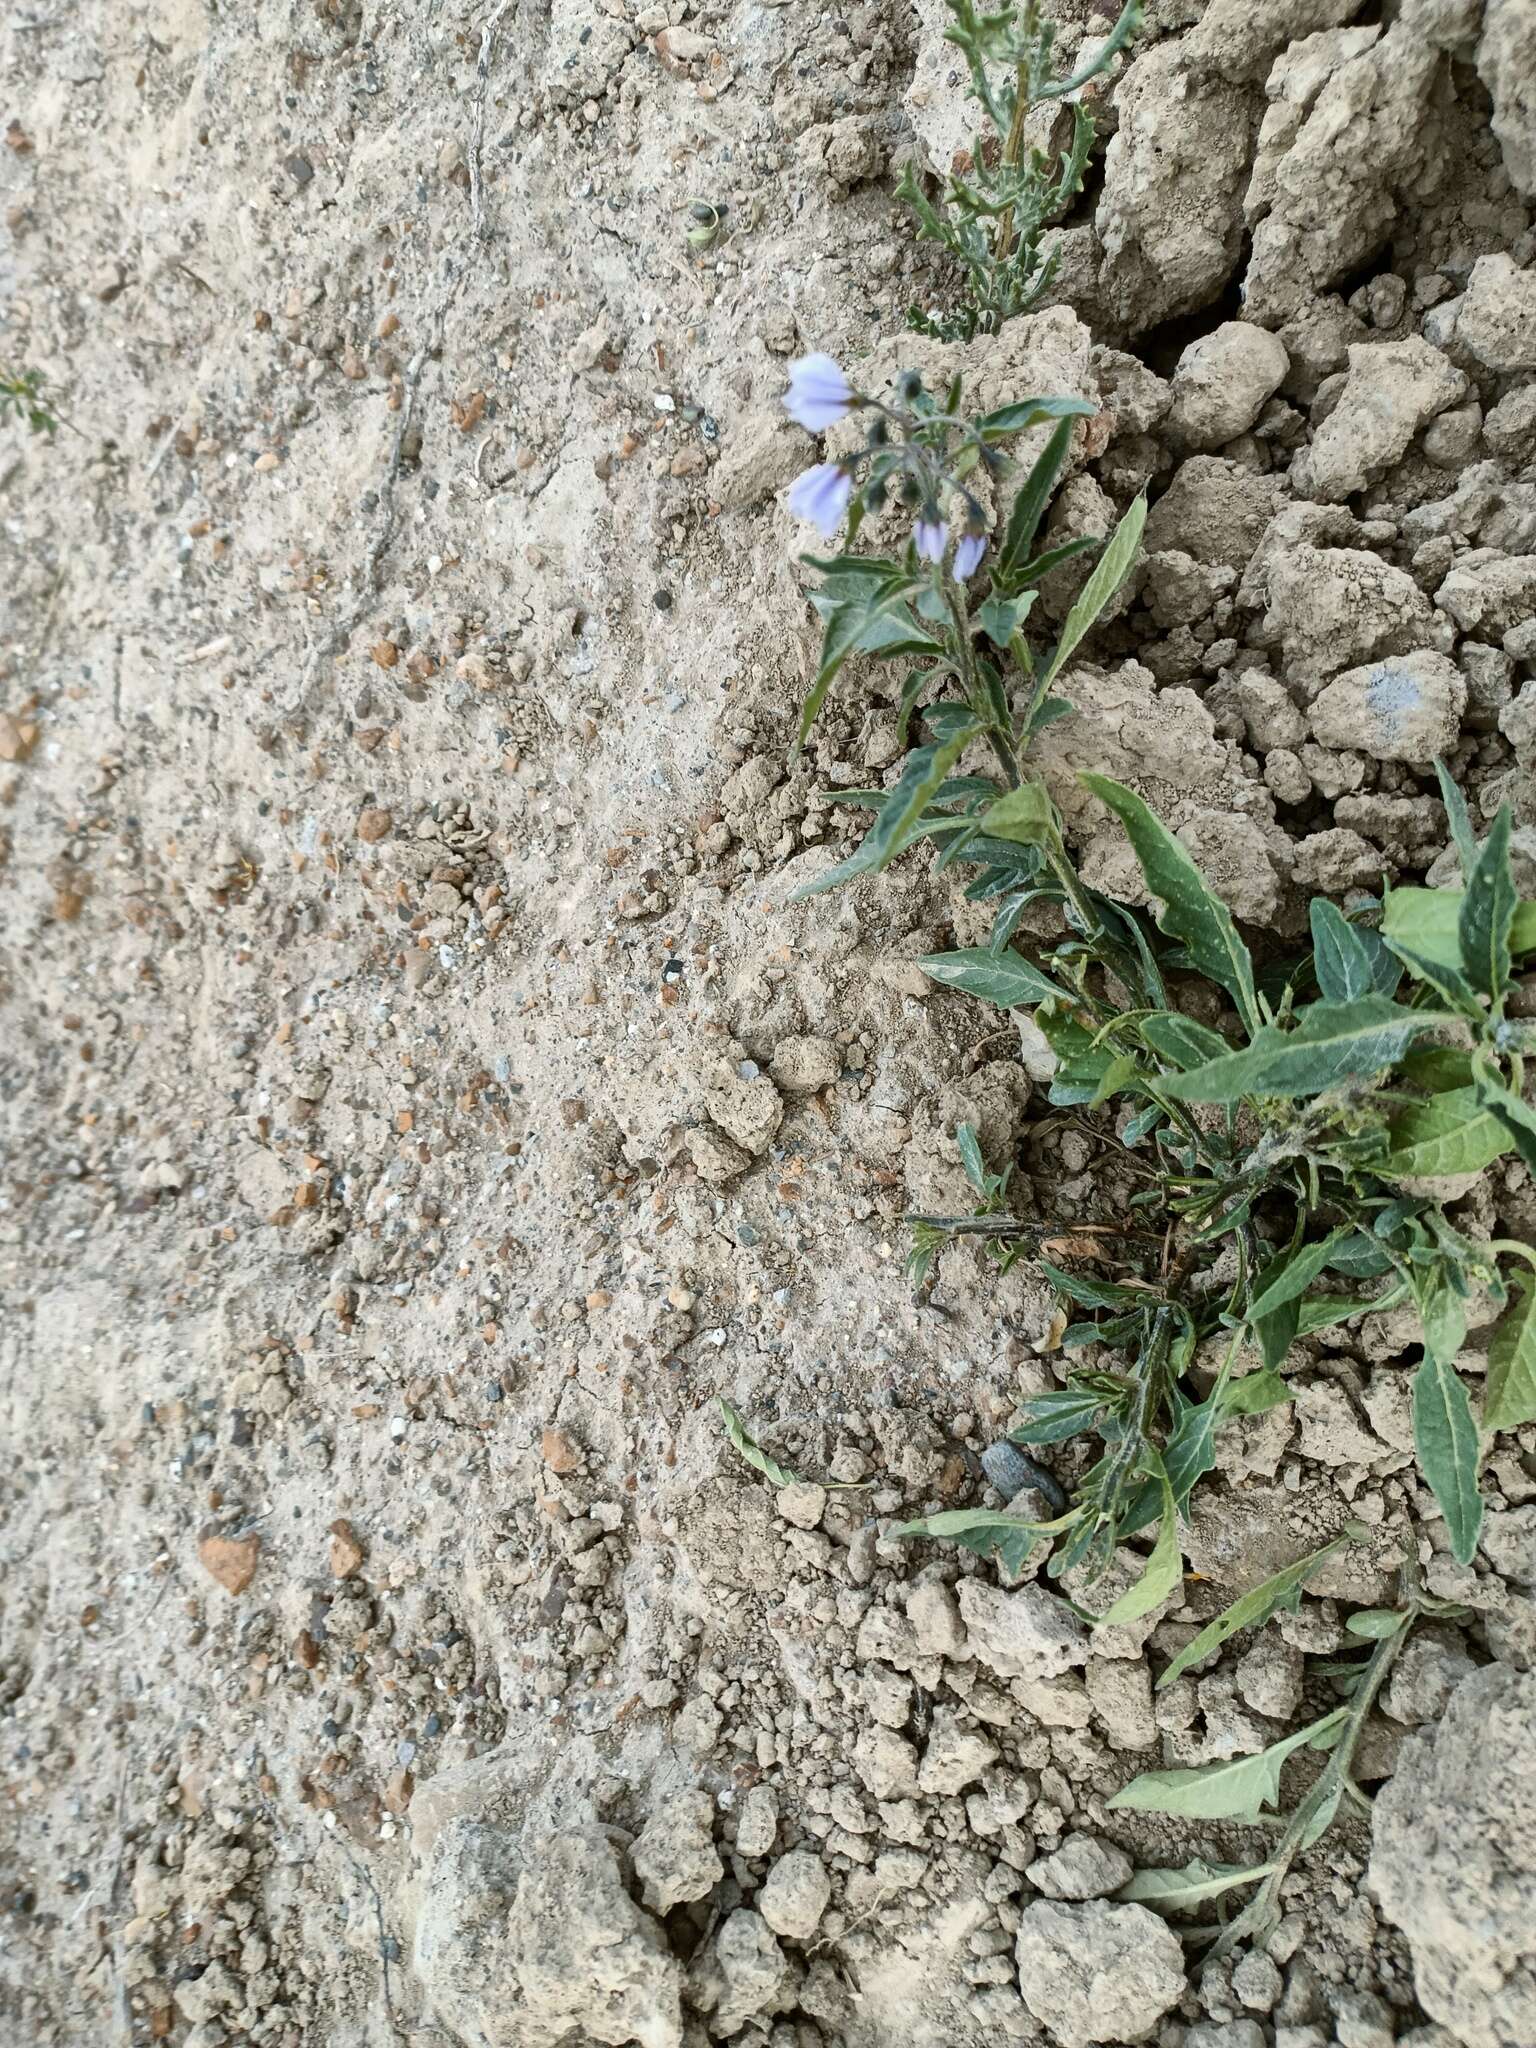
<box><xmin>3</xmin><ymin>3</ymin><xmax>1536</xmax><ymax>2046</ymax></box>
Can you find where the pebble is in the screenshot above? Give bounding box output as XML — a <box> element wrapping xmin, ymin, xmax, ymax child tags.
<box><xmin>329</xmin><ymin>1518</ymin><xmax>366</xmax><ymax>1579</ymax></box>
<box><xmin>198</xmin><ymin>1530</ymin><xmax>261</xmax><ymax>1597</ymax></box>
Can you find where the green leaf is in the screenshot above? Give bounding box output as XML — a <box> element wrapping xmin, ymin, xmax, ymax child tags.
<box><xmin>1383</xmin><ymin>886</ymin><xmax>1536</xmax><ymax>975</ymax></box>
<box><xmin>1412</xmin><ymin>1352</ymin><xmax>1483</xmax><ymax>1566</ymax></box>
<box><xmin>718</xmin><ymin>1399</ymin><xmax>800</xmax><ymax>1488</ymax></box>
<box><xmin>1108</xmin><ymin>1710</ymin><xmax>1347</xmax><ymax>1822</ymax></box>
<box><xmin>1485</xmin><ymin>1269</ymin><xmax>1536</xmax><ymax>1433</ymax></box>
<box><xmin>1473</xmin><ymin>1068</ymin><xmax>1536</xmax><ymax>1173</ymax></box>
<box><xmin>891</xmin><ymin>1505</ymin><xmax>1078</xmax><ymax>1580</ymax></box>
<box><xmin>1157</xmin><ymin>1530</ymin><xmax>1353</xmax><ymax>1690</ymax></box>
<box><xmin>981</xmin><ymin>780</ymin><xmax>1058</xmax><ymax>848</ymax></box>
<box><xmin>1081</xmin><ymin>773</ymin><xmax>1259</xmax><ymax>1034</ymax></box>
<box><xmin>1091</xmin><ymin>1459</ymin><xmax>1180</xmax><ymax>1626</ymax></box>
<box><xmin>919</xmin><ymin>946</ymin><xmax>1064</xmax><ymax>1009</ymax></box>
<box><xmin>956</xmin><ymin>1121</ymin><xmax>987</xmax><ymax>1193</ymax></box>
<box><xmin>1138</xmin><ymin>1012</ymin><xmax>1233</xmax><ymax>1072</ymax></box>
<box><xmin>974</xmin><ymin>394</ymin><xmax>1097</xmax><ymax>442</ymax></box>
<box><xmin>996</xmin><ymin>415</ymin><xmax>1076</xmax><ymax>587</ymax></box>
<box><xmin>1310</xmin><ymin>899</ymin><xmax>1401</xmax><ymax>1001</ymax></box>
<box><xmin>1040</xmin><ymin>495</ymin><xmax>1147</xmax><ymax>692</ymax></box>
<box><xmin>1246</xmin><ymin>1227</ymin><xmax>1359</xmax><ymax>1325</ymax></box>
<box><xmin>976</xmin><ymin>590</ymin><xmax>1037</xmax><ymax>646</ymax></box>
<box><xmin>1382</xmin><ymin>1088</ymin><xmax>1515</xmax><ymax>1180</ymax></box>
<box><xmin>1218</xmin><ymin>1367</ymin><xmax>1291</xmax><ymax>1417</ymax></box>
<box><xmin>1009</xmin><ymin>1389</ymin><xmax>1109</xmax><ymax>1445</ymax></box>
<box><xmin>1344</xmin><ymin>1608</ymin><xmax>1408</xmax><ymax>1639</ymax></box>
<box><xmin>1117</xmin><ymin>1860</ymin><xmax>1270</xmax><ymax>1914</ymax></box>
<box><xmin>1459</xmin><ymin>806</ymin><xmax>1517</xmax><ymax>1004</ymax></box>
<box><xmin>1434</xmin><ymin>758</ymin><xmax>1478</xmax><ymax>880</ymax></box>
<box><xmin>1163</xmin><ymin>997</ymin><xmax>1456</xmax><ymax>1104</ymax></box>
<box><xmin>1038</xmin><ymin>1259</ymin><xmax>1150</xmax><ymax>1310</ymax></box>
<box><xmin>794</xmin><ymin>722</ymin><xmax>983</xmax><ymax>899</ymax></box>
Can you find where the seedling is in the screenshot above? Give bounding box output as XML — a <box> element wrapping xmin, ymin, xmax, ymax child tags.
<box><xmin>1</xmin><ymin>364</ymin><xmax>59</xmax><ymax>436</ymax></box>
<box><xmin>898</xmin><ymin>0</ymin><xmax>1142</xmax><ymax>340</ymax></box>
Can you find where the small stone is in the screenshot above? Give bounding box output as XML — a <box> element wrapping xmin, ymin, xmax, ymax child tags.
<box><xmin>776</xmin><ymin>1482</ymin><xmax>825</xmax><ymax>1530</ymax></box>
<box><xmin>1026</xmin><ymin>1834</ymin><xmax>1134</xmax><ymax>1901</ymax></box>
<box><xmin>541</xmin><ymin>1427</ymin><xmax>581</xmax><ymax>1474</ymax></box>
<box><xmin>1015</xmin><ymin>1899</ymin><xmax>1185</xmax><ymax>2048</ymax></box>
<box><xmin>0</xmin><ymin>713</ymin><xmax>39</xmax><ymax>762</ymax></box>
<box><xmin>356</xmin><ymin>806</ymin><xmax>394</xmax><ymax>843</ymax></box>
<box><xmin>758</xmin><ymin>1849</ymin><xmax>831</xmax><ymax>1940</ymax></box>
<box><xmin>328</xmin><ymin>1518</ymin><xmax>366</xmax><ymax>1579</ymax></box>
<box><xmin>685</xmin><ymin>1123</ymin><xmax>753</xmax><ymax>1186</ymax></box>
<box><xmin>198</xmin><ymin>1530</ymin><xmax>260</xmax><ymax>1596</ymax></box>
<box><xmin>632</xmin><ymin>1790</ymin><xmax>724</xmax><ymax>1914</ymax></box>
<box><xmin>958</xmin><ymin>1579</ymin><xmax>1089</xmax><ymax>1681</ymax></box>
<box><xmin>768</xmin><ymin>1035</ymin><xmax>841</xmax><ymax>1094</ymax></box>
<box><xmin>1308</xmin><ymin>652</ymin><xmax>1465</xmax><ymax>762</ymax></box>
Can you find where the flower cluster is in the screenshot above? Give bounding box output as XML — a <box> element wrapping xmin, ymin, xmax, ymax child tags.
<box><xmin>781</xmin><ymin>353</ymin><xmax>991</xmax><ymax>580</ymax></box>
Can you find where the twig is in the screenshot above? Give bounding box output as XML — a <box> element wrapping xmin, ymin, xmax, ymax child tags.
<box><xmin>469</xmin><ymin>2</ymin><xmax>513</xmax><ymax>240</ymax></box>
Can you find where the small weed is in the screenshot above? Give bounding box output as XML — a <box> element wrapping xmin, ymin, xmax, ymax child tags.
<box><xmin>1</xmin><ymin>364</ymin><xmax>60</xmax><ymax>436</ymax></box>
<box><xmin>898</xmin><ymin>0</ymin><xmax>1142</xmax><ymax>341</ymax></box>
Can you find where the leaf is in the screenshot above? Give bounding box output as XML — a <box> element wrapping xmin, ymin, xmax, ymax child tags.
<box><xmin>1218</xmin><ymin>1368</ymin><xmax>1290</xmax><ymax>1417</ymax></box>
<box><xmin>1459</xmin><ymin>806</ymin><xmax>1517</xmax><ymax>1004</ymax></box>
<box><xmin>1108</xmin><ymin>1710</ymin><xmax>1346</xmax><ymax>1822</ymax></box>
<box><xmin>1009</xmin><ymin>1389</ymin><xmax>1109</xmax><ymax>1445</ymax></box>
<box><xmin>1164</xmin><ymin>997</ymin><xmax>1456</xmax><ymax>1104</ymax></box>
<box><xmin>1026</xmin><ymin>693</ymin><xmax>1075</xmax><ymax>738</ymax></box>
<box><xmin>919</xmin><ymin>946</ymin><xmax>1064</xmax><ymax>1009</ymax></box>
<box><xmin>1138</xmin><ymin>1012</ymin><xmax>1234</xmax><ymax>1073</ymax></box>
<box><xmin>1310</xmin><ymin>899</ymin><xmax>1401</xmax><ymax>1001</ymax></box>
<box><xmin>956</xmin><ymin>1122</ymin><xmax>987</xmax><ymax>1194</ymax></box>
<box><xmin>1038</xmin><ymin>1259</ymin><xmax>1149</xmax><ymax>1310</ymax></box>
<box><xmin>1081</xmin><ymin>773</ymin><xmax>1259</xmax><ymax>1034</ymax></box>
<box><xmin>1344</xmin><ymin>1608</ymin><xmax>1408</xmax><ymax>1639</ymax></box>
<box><xmin>1435</xmin><ymin>758</ymin><xmax>1479</xmax><ymax>880</ymax></box>
<box><xmin>976</xmin><ymin>592</ymin><xmax>1036</xmax><ymax>651</ymax></box>
<box><xmin>1485</xmin><ymin>1268</ymin><xmax>1536</xmax><ymax>1433</ymax></box>
<box><xmin>1474</xmin><ymin>1068</ymin><xmax>1536</xmax><ymax>1173</ymax></box>
<box><xmin>1117</xmin><ymin>1860</ymin><xmax>1270</xmax><ymax>1915</ymax></box>
<box><xmin>798</xmin><ymin>589</ymin><xmax>911</xmax><ymax>746</ymax></box>
<box><xmin>1412</xmin><ymin>1352</ymin><xmax>1483</xmax><ymax>1566</ymax></box>
<box><xmin>1040</xmin><ymin>495</ymin><xmax>1147</xmax><ymax>692</ymax></box>
<box><xmin>891</xmin><ymin>1505</ymin><xmax>1078</xmax><ymax>1580</ymax></box>
<box><xmin>996</xmin><ymin>415</ymin><xmax>1076</xmax><ymax>587</ymax></box>
<box><xmin>1246</xmin><ymin>1228</ymin><xmax>1359</xmax><ymax>1325</ymax></box>
<box><xmin>973</xmin><ymin>394</ymin><xmax>1097</xmax><ymax>442</ymax></box>
<box><xmin>793</xmin><ymin>722</ymin><xmax>983</xmax><ymax>899</ymax></box>
<box><xmin>718</xmin><ymin>1399</ymin><xmax>800</xmax><ymax>1488</ymax></box>
<box><xmin>981</xmin><ymin>780</ymin><xmax>1058</xmax><ymax>848</ymax></box>
<box><xmin>1382</xmin><ymin>1088</ymin><xmax>1515</xmax><ymax>1180</ymax></box>
<box><xmin>1383</xmin><ymin>886</ymin><xmax>1536</xmax><ymax>975</ymax></box>
<box><xmin>1157</xmin><ymin>1531</ymin><xmax>1354</xmax><ymax>1689</ymax></box>
<box><xmin>1091</xmin><ymin>1459</ymin><xmax>1180</xmax><ymax>1626</ymax></box>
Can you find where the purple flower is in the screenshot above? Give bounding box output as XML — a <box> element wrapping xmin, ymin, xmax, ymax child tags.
<box><xmin>788</xmin><ymin>460</ymin><xmax>854</xmax><ymax>538</ymax></box>
<box><xmin>784</xmin><ymin>353</ymin><xmax>855</xmax><ymax>434</ymax></box>
<box><xmin>954</xmin><ymin>529</ymin><xmax>987</xmax><ymax>579</ymax></box>
<box><xmin>913</xmin><ymin>515</ymin><xmax>946</xmax><ymax>564</ymax></box>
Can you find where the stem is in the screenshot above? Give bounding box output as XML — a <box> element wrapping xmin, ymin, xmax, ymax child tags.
<box><xmin>944</xmin><ymin>573</ymin><xmax>1019</xmax><ymax>787</ymax></box>
<box><xmin>992</xmin><ymin>59</ymin><xmax>1032</xmax><ymax>269</ymax></box>
<box><xmin>1206</xmin><ymin>1606</ymin><xmax>1413</xmax><ymax>1965</ymax></box>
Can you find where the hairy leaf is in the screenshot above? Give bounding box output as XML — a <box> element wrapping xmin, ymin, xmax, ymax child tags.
<box><xmin>1412</xmin><ymin>1353</ymin><xmax>1483</xmax><ymax>1565</ymax></box>
<box><xmin>1040</xmin><ymin>495</ymin><xmax>1148</xmax><ymax>692</ymax></box>
<box><xmin>1474</xmin><ymin>1067</ymin><xmax>1536</xmax><ymax>1172</ymax></box>
<box><xmin>1246</xmin><ymin>1227</ymin><xmax>1359</xmax><ymax>1325</ymax></box>
<box><xmin>718</xmin><ymin>1399</ymin><xmax>800</xmax><ymax>1487</ymax></box>
<box><xmin>974</xmin><ymin>394</ymin><xmax>1098</xmax><ymax>442</ymax></box>
<box><xmin>1081</xmin><ymin>773</ymin><xmax>1259</xmax><ymax>1033</ymax></box>
<box><xmin>1164</xmin><ymin>997</ymin><xmax>1455</xmax><ymax>1104</ymax></box>
<box><xmin>1138</xmin><ymin>1011</ymin><xmax>1233</xmax><ymax>1072</ymax></box>
<box><xmin>1382</xmin><ymin>1088</ymin><xmax>1514</xmax><ymax>1180</ymax></box>
<box><xmin>920</xmin><ymin>946</ymin><xmax>1064</xmax><ymax>1008</ymax></box>
<box><xmin>1485</xmin><ymin>1269</ymin><xmax>1536</xmax><ymax>1433</ymax></box>
<box><xmin>892</xmin><ymin>1505</ymin><xmax>1077</xmax><ymax>1580</ymax></box>
<box><xmin>996</xmin><ymin>414</ymin><xmax>1076</xmax><ymax>586</ymax></box>
<box><xmin>1435</xmin><ymin>758</ymin><xmax>1479</xmax><ymax>879</ymax></box>
<box><xmin>795</xmin><ymin>723</ymin><xmax>983</xmax><ymax>899</ymax></box>
<box><xmin>1009</xmin><ymin>1389</ymin><xmax>1110</xmax><ymax>1445</ymax></box>
<box><xmin>1383</xmin><ymin>886</ymin><xmax>1536</xmax><ymax>974</ymax></box>
<box><xmin>1117</xmin><ymin>1860</ymin><xmax>1269</xmax><ymax>1914</ymax></box>
<box><xmin>1158</xmin><ymin>1531</ymin><xmax>1354</xmax><ymax>1689</ymax></box>
<box><xmin>1460</xmin><ymin>806</ymin><xmax>1517</xmax><ymax>1004</ymax></box>
<box><xmin>1310</xmin><ymin>899</ymin><xmax>1401</xmax><ymax>1000</ymax></box>
<box><xmin>1108</xmin><ymin>1710</ymin><xmax>1346</xmax><ymax>1822</ymax></box>
<box><xmin>1038</xmin><ymin>1259</ymin><xmax>1150</xmax><ymax>1310</ymax></box>
<box><xmin>1091</xmin><ymin>1459</ymin><xmax>1180</xmax><ymax>1626</ymax></box>
<box><xmin>982</xmin><ymin>780</ymin><xmax>1058</xmax><ymax>848</ymax></box>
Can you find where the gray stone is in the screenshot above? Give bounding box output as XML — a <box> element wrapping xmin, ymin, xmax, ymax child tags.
<box><xmin>1015</xmin><ymin>1898</ymin><xmax>1186</xmax><ymax>2048</ymax></box>
<box><xmin>1308</xmin><ymin>651</ymin><xmax>1465</xmax><ymax>761</ymax></box>
<box><xmin>757</xmin><ymin>1850</ymin><xmax>831</xmax><ymax>1941</ymax></box>
<box><xmin>958</xmin><ymin>1579</ymin><xmax>1090</xmax><ymax>1681</ymax></box>
<box><xmin>631</xmin><ymin>1790</ymin><xmax>723</xmax><ymax>1916</ymax></box>
<box><xmin>508</xmin><ymin>1828</ymin><xmax>683</xmax><ymax>2048</ymax></box>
